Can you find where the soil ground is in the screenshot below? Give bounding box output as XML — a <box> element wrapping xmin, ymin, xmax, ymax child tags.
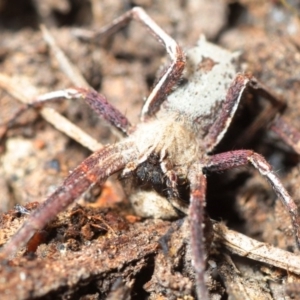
<box><xmin>1</xmin><ymin>1</ymin><xmax>300</xmax><ymax>299</ymax></box>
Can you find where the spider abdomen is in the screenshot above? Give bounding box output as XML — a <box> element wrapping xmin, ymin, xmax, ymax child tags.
<box><xmin>161</xmin><ymin>36</ymin><xmax>241</xmax><ymax>140</ymax></box>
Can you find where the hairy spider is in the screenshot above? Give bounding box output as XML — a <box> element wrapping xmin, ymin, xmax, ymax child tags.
<box><xmin>1</xmin><ymin>7</ymin><xmax>300</xmax><ymax>299</ymax></box>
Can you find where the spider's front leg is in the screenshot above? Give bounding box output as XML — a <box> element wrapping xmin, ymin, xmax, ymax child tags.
<box><xmin>0</xmin><ymin>141</ymin><xmax>137</xmax><ymax>258</ymax></box>
<box><xmin>2</xmin><ymin>7</ymin><xmax>185</xmax><ymax>139</ymax></box>
<box><xmin>205</xmin><ymin>150</ymin><xmax>300</xmax><ymax>248</ymax></box>
<box><xmin>74</xmin><ymin>7</ymin><xmax>185</xmax><ymax>120</ymax></box>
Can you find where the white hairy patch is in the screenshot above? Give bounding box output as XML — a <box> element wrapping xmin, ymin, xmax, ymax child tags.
<box><xmin>133</xmin><ymin>116</ymin><xmax>201</xmax><ymax>168</ymax></box>
<box><xmin>126</xmin><ymin>116</ymin><xmax>201</xmax><ymax>218</ymax></box>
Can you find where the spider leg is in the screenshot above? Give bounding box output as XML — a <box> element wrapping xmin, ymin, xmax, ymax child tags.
<box><xmin>205</xmin><ymin>149</ymin><xmax>300</xmax><ymax>249</ymax></box>
<box><xmin>40</xmin><ymin>25</ymin><xmax>131</xmax><ymax>136</ymax></box>
<box><xmin>205</xmin><ymin>73</ymin><xmax>290</xmax><ymax>151</ymax></box>
<box><xmin>38</xmin><ymin>88</ymin><xmax>131</xmax><ymax>135</ymax></box>
<box><xmin>188</xmin><ymin>166</ymin><xmax>209</xmax><ymax>300</ymax></box>
<box><xmin>1</xmin><ymin>88</ymin><xmax>131</xmax><ymax>137</ymax></box>
<box><xmin>73</xmin><ymin>7</ymin><xmax>185</xmax><ymax>120</ymax></box>
<box><xmin>0</xmin><ymin>140</ymin><xmax>137</xmax><ymax>258</ymax></box>
<box><xmin>0</xmin><ymin>24</ymin><xmax>133</xmax><ymax>140</ymax></box>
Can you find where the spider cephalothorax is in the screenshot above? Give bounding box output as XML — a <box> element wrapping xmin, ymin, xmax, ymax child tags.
<box><xmin>122</xmin><ymin>115</ymin><xmax>200</xmax><ymax>218</ymax></box>
<box><xmin>124</xmin><ymin>150</ymin><xmax>190</xmax><ymax>213</ymax></box>
<box><xmin>1</xmin><ymin>7</ymin><xmax>300</xmax><ymax>300</ymax></box>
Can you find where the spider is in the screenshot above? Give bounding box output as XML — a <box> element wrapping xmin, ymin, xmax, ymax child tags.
<box><xmin>1</xmin><ymin>7</ymin><xmax>300</xmax><ymax>299</ymax></box>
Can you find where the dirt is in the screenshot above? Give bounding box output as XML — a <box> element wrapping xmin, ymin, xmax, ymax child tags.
<box><xmin>1</xmin><ymin>0</ymin><xmax>300</xmax><ymax>299</ymax></box>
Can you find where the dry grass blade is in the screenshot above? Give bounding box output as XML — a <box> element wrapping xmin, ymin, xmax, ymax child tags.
<box><xmin>214</xmin><ymin>222</ymin><xmax>300</xmax><ymax>275</ymax></box>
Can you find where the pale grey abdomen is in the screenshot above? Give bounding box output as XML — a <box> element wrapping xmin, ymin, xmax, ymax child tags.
<box><xmin>160</xmin><ymin>36</ymin><xmax>241</xmax><ymax>136</ymax></box>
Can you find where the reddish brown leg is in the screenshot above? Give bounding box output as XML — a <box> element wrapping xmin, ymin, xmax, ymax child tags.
<box><xmin>205</xmin><ymin>73</ymin><xmax>286</xmax><ymax>151</ymax></box>
<box><xmin>1</xmin><ymin>88</ymin><xmax>132</xmax><ymax>137</ymax></box>
<box><xmin>37</xmin><ymin>88</ymin><xmax>132</xmax><ymax>135</ymax></box>
<box><xmin>188</xmin><ymin>167</ymin><xmax>209</xmax><ymax>299</ymax></box>
<box><xmin>205</xmin><ymin>150</ymin><xmax>300</xmax><ymax>248</ymax></box>
<box><xmin>74</xmin><ymin>7</ymin><xmax>185</xmax><ymax>120</ymax></box>
<box><xmin>0</xmin><ymin>140</ymin><xmax>137</xmax><ymax>258</ymax></box>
